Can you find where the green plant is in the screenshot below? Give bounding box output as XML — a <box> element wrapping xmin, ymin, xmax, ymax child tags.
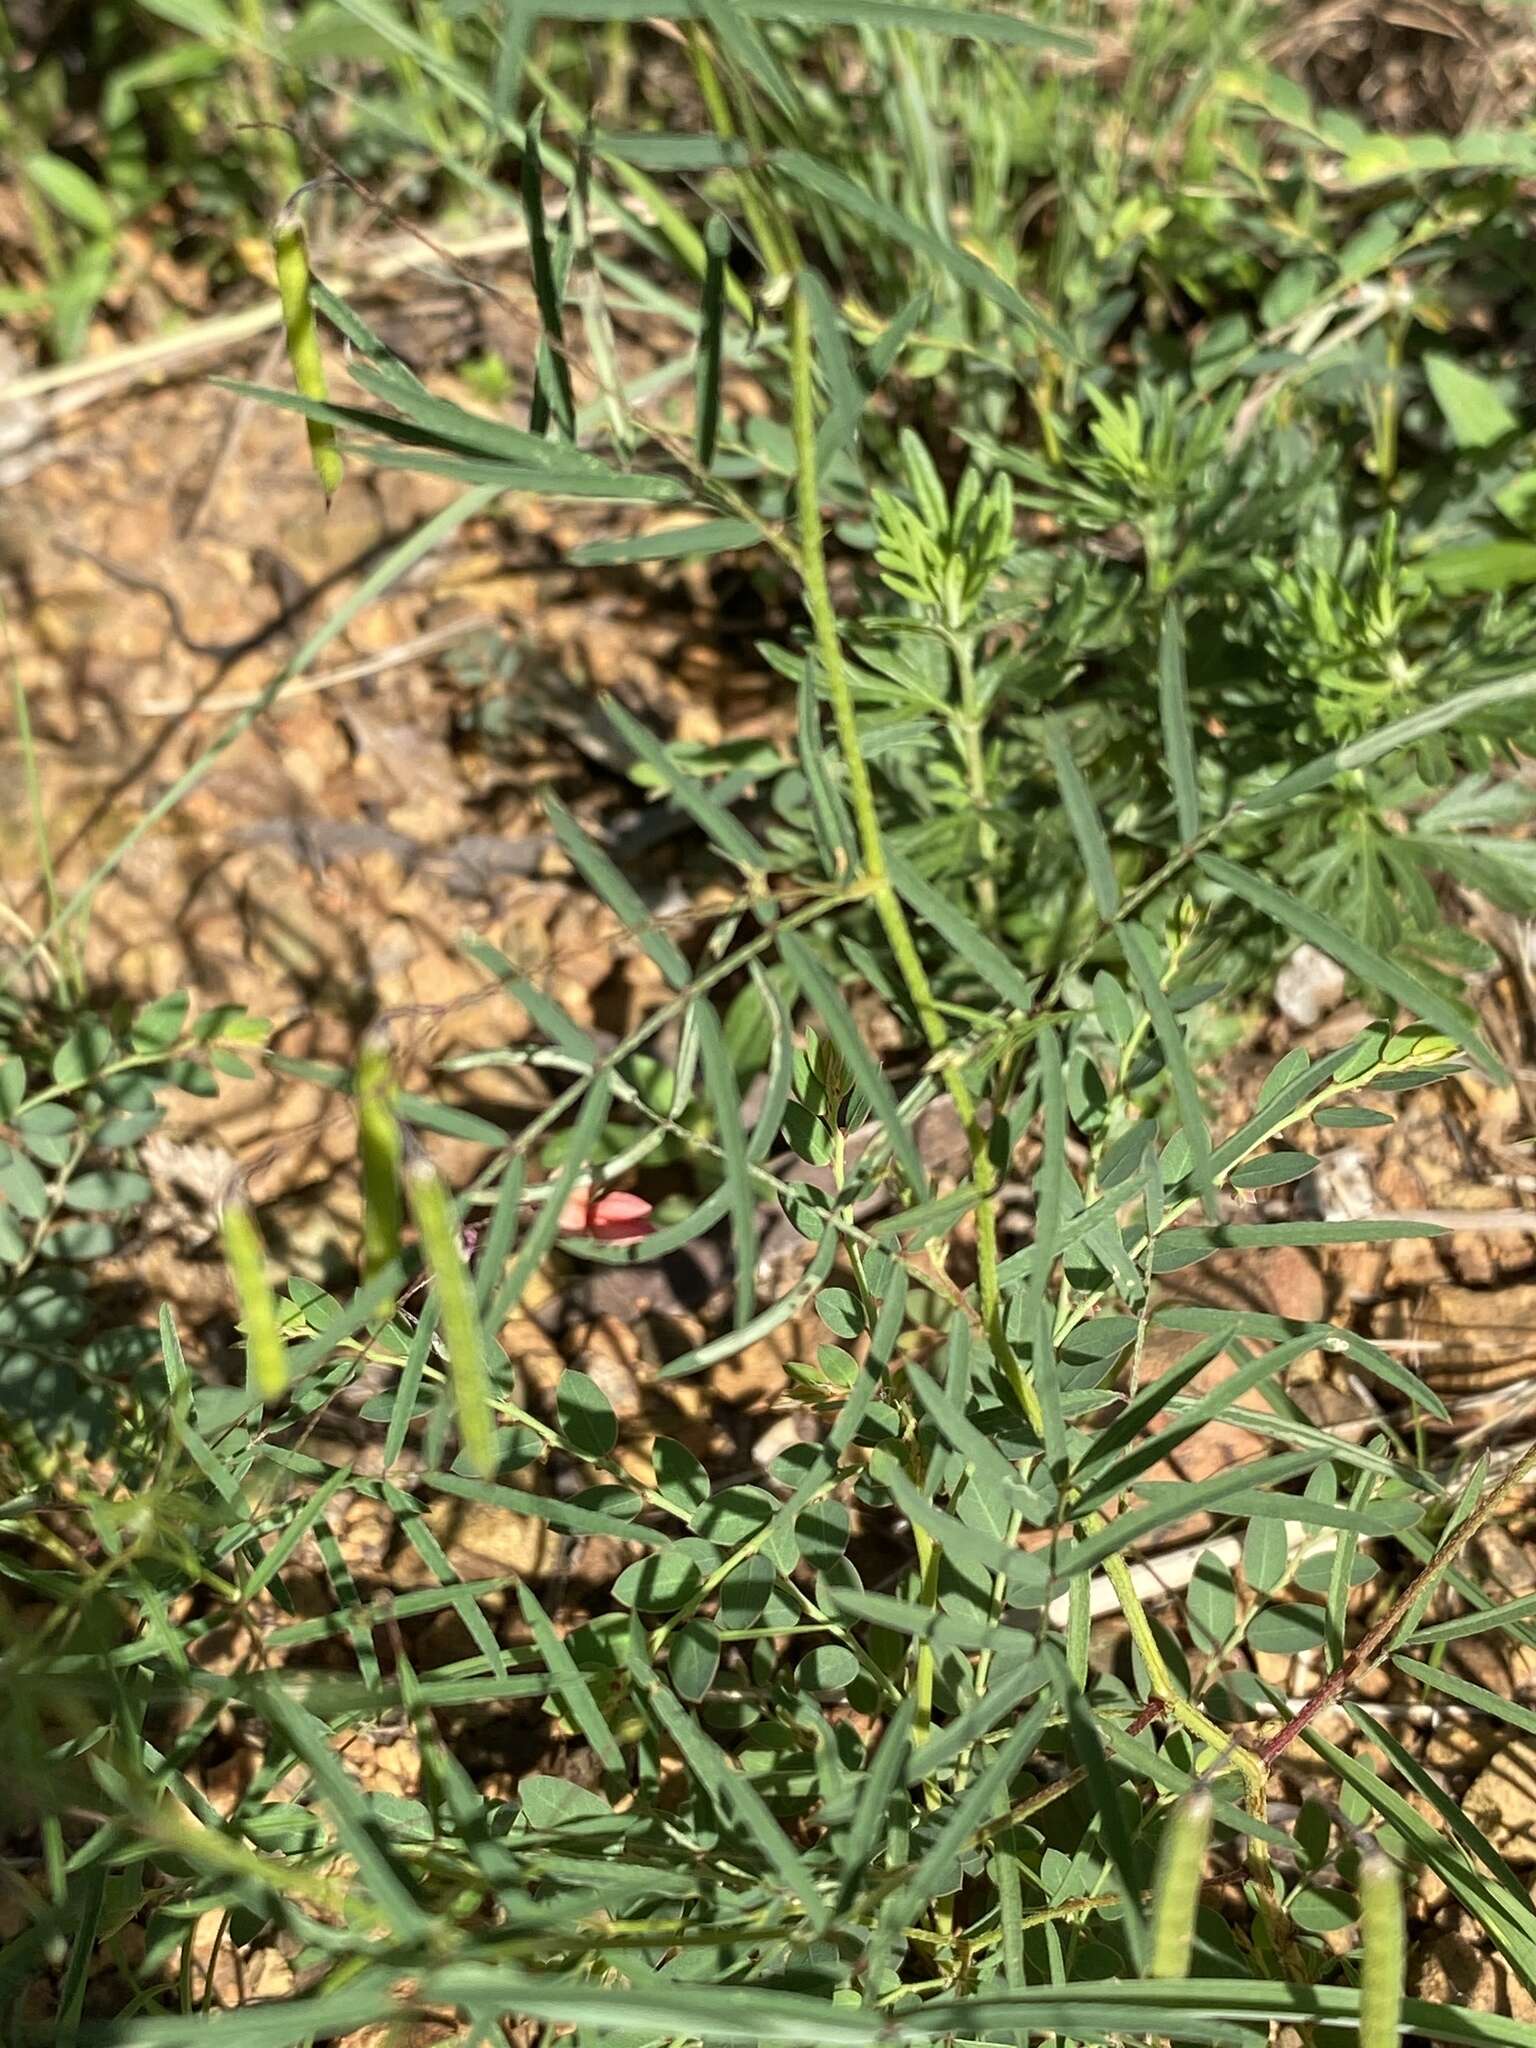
<box><xmin>10</xmin><ymin>4</ymin><xmax>1536</xmax><ymax>2043</ymax></box>
<box><xmin>0</xmin><ymin>975</ymin><xmax>269</xmax><ymax>1457</ymax></box>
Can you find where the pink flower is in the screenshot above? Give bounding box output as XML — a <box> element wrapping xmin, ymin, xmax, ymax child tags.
<box><xmin>558</xmin><ymin>1186</ymin><xmax>654</xmax><ymax>1244</ymax></box>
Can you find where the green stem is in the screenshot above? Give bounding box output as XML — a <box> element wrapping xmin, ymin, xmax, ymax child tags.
<box><xmin>1375</xmin><ymin>304</ymin><xmax>1405</xmax><ymax>495</ymax></box>
<box><xmin>788</xmin><ymin>278</ymin><xmax>1030</xmax><ymax>1428</ymax></box>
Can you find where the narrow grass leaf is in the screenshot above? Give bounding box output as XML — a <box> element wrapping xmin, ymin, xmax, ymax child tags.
<box><xmin>1248</xmin><ymin>666</ymin><xmax>1536</xmax><ymax>814</ymax></box>
<box><xmin>904</xmin><ymin>1363</ymin><xmax>1034</xmax><ymax>1512</ymax></box>
<box><xmin>1120</xmin><ymin>921</ymin><xmax>1218</xmax><ymax>1221</ymax></box>
<box><xmin>492</xmin><ymin>0</ymin><xmax>533</xmax><ymax>133</ymax></box>
<box><xmin>35</xmin><ymin>470</ymin><xmax>489</xmax><ymax>944</ymax></box>
<box><xmin>1020</xmin><ymin>1023</ymin><xmax>1068</xmax><ymax>1457</ymax></box>
<box><xmin>461</xmin><ymin>938</ymin><xmax>599</xmax><ymax>1066</ymax></box>
<box><xmin>773</xmin><ymin>151</ymin><xmax>1071</xmax><ymax>357</ymax></box>
<box><xmin>84</xmin><ymin>1964</ymin><xmax>1536</xmax><ymax>2046</ymax></box>
<box><xmin>1312</xmin><ymin>1720</ymin><xmax>1536</xmax><ymax>1988</ymax></box>
<box><xmin>427</xmin><ymin>1467</ymin><xmax>667</xmax><ymax>1547</ymax></box>
<box><xmin>527</xmin><ymin>0</ymin><xmax>1090</xmax><ymax>47</ymax></box>
<box><xmin>1394</xmin><ymin>1657</ymin><xmax>1536</xmax><ymax>1737</ymax></box>
<box><xmin>881</xmin><ymin>1693</ymin><xmax>1055</xmax><ymax>1935</ymax></box>
<box><xmin>255</xmin><ymin>1685</ymin><xmax>433</xmax><ymax>1941</ymax></box>
<box><xmin>546</xmin><ymin>795</ymin><xmax>690</xmax><ymax>986</ymax></box>
<box><xmin>1406</xmin><ymin>1587</ymin><xmax>1536</xmax><ymax>1647</ymax></box>
<box><xmin>696</xmin><ymin>212</ymin><xmax>730</xmax><ymax>469</ymax></box>
<box><xmin>833</xmin><ymin>1694</ymin><xmax>916</xmax><ymax>1912</ymax></box>
<box><xmin>1158</xmin><ymin>602</ymin><xmax>1200</xmax><ymax>842</ymax></box>
<box><xmin>1199</xmin><ymin>853</ymin><xmax>1501</xmax><ymax>1078</ymax></box>
<box><xmin>243</xmin><ymin>1462</ymin><xmax>352</xmax><ymax>1606</ymax></box>
<box><xmin>798</xmin><ymin>658</ymin><xmax>856</xmax><ymax>878</ymax></box>
<box><xmin>603</xmin><ymin>695</ymin><xmax>768</xmax><ymax>878</ymax></box>
<box><xmin>492</xmin><ymin>1073</ymin><xmax>615</xmax><ymax>1327</ymax></box>
<box><xmin>1151</xmin><ymin>1216</ymin><xmax>1438</xmax><ymax>1274</ymax></box>
<box><xmin>1076</xmin><ymin>1331</ymin><xmax>1321</xmax><ymax>1510</ymax></box>
<box><xmin>628</xmin><ymin>1657</ymin><xmax>828</xmax><ymax>1928</ymax></box>
<box><xmin>517</xmin><ymin>1580</ymin><xmax>624</xmax><ymax>1777</ymax></box>
<box><xmin>570</xmin><ymin>516</ymin><xmax>759</xmax><ymax>566</ymax></box>
<box><xmin>407</xmin><ymin>1163</ymin><xmax>496</xmax><ymax>1480</ymax></box>
<box><xmin>1044</xmin><ymin>716</ymin><xmax>1119</xmax><ymax>919</ymax></box>
<box><xmin>777</xmin><ymin>930</ymin><xmax>927</xmax><ymax>1199</ymax></box>
<box><xmin>1047</xmin><ymin>1649</ymin><xmax>1147</xmax><ymax>1965</ymax></box>
<box><xmin>693</xmin><ymin>1003</ymin><xmax>756</xmax><ymax>1326</ymax></box>
<box><xmin>472</xmin><ymin>1155</ymin><xmax>526</xmax><ymax>1316</ymax></box>
<box><xmin>888</xmin><ymin>851</ymin><xmax>1037</xmax><ymax>1013</ymax></box>
<box><xmin>521</xmin><ymin>107</ymin><xmax>575</xmax><ymax>437</ymax></box>
<box><xmin>1048</xmin><ymin>1450</ymin><xmax>1325</xmax><ymax>1586</ymax></box>
<box><xmin>802</xmin><ymin>267</ymin><xmax>864</xmax><ymax>472</ymax></box>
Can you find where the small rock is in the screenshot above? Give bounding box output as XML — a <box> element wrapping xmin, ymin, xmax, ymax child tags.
<box><xmin>1275</xmin><ymin>944</ymin><xmax>1348</xmax><ymax>1029</ymax></box>
<box><xmin>1466</xmin><ymin>1741</ymin><xmax>1536</xmax><ymax>1862</ymax></box>
<box><xmin>1312</xmin><ymin>1147</ymin><xmax>1376</xmax><ymax>1222</ymax></box>
<box><xmin>409</xmin><ymin>1494</ymin><xmax>551</xmax><ymax>1579</ymax></box>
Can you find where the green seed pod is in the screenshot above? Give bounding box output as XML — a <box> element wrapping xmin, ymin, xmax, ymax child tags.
<box><xmin>407</xmin><ymin>1161</ymin><xmax>495</xmax><ymax>1479</ymax></box>
<box><xmin>273</xmin><ymin>214</ymin><xmax>342</xmax><ymax>503</ymax></box>
<box><xmin>1147</xmin><ymin>1789</ymin><xmax>1212</xmax><ymax>1979</ymax></box>
<box><xmin>356</xmin><ymin>1038</ymin><xmax>402</xmax><ymax>1315</ymax></box>
<box><xmin>220</xmin><ymin>1200</ymin><xmax>288</xmax><ymax>1403</ymax></box>
<box><xmin>1359</xmin><ymin>1852</ymin><xmax>1404</xmax><ymax>2048</ymax></box>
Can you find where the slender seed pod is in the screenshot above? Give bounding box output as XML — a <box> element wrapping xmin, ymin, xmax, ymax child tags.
<box><xmin>273</xmin><ymin>211</ymin><xmax>342</xmax><ymax>503</ymax></box>
<box><xmin>220</xmin><ymin>1199</ymin><xmax>287</xmax><ymax>1402</ymax></box>
<box><xmin>1147</xmin><ymin>1790</ymin><xmax>1212</xmax><ymax>1979</ymax></box>
<box><xmin>356</xmin><ymin>1037</ymin><xmax>403</xmax><ymax>1315</ymax></box>
<box><xmin>1359</xmin><ymin>1852</ymin><xmax>1404</xmax><ymax>2048</ymax></box>
<box><xmin>407</xmin><ymin>1161</ymin><xmax>495</xmax><ymax>1479</ymax></box>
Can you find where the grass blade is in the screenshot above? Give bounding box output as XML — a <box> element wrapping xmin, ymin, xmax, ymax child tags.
<box><xmin>516</xmin><ymin>1579</ymin><xmax>625</xmax><ymax>1779</ymax></box>
<box><xmin>888</xmin><ymin>851</ymin><xmax>1037</xmax><ymax>1013</ymax></box>
<box><xmin>773</xmin><ymin>150</ymin><xmax>1071</xmax><ymax>358</ymax></box>
<box><xmin>546</xmin><ymin>795</ymin><xmax>690</xmax><ymax>987</ymax></box>
<box><xmin>1044</xmin><ymin>716</ymin><xmax>1119</xmax><ymax>920</ymax></box>
<box><xmin>407</xmin><ymin>1162</ymin><xmax>496</xmax><ymax>1480</ymax></box>
<box><xmin>694</xmin><ymin>1000</ymin><xmax>757</xmax><ymax>1326</ymax></box>
<box><xmin>627</xmin><ymin>1651</ymin><xmax>829</xmax><ymax>1929</ymax></box>
<box><xmin>1199</xmin><ymin>853</ymin><xmax>1501</xmax><ymax>1078</ymax></box>
<box><xmin>776</xmin><ymin>929</ymin><xmax>927</xmax><ymax>1199</ymax></box>
<box><xmin>602</xmin><ymin>695</ymin><xmax>768</xmax><ymax>879</ymax></box>
<box><xmin>521</xmin><ymin>107</ymin><xmax>576</xmax><ymax>438</ymax></box>
<box><xmin>1119</xmin><ymin>921</ymin><xmax>1218</xmax><ymax>1221</ymax></box>
<box><xmin>1158</xmin><ymin>602</ymin><xmax>1200</xmax><ymax>843</ymax></box>
<box><xmin>798</xmin><ymin>657</ymin><xmax>856</xmax><ymax>879</ymax></box>
<box><xmin>256</xmin><ymin>1685</ymin><xmax>434</xmax><ymax>1942</ymax></box>
<box><xmin>696</xmin><ymin>212</ymin><xmax>730</xmax><ymax>469</ymax></box>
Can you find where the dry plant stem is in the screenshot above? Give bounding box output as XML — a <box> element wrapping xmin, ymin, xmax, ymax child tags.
<box><xmin>1257</xmin><ymin>1430</ymin><xmax>1536</xmax><ymax>1768</ymax></box>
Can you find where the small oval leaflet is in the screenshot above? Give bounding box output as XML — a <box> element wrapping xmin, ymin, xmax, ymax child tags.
<box><xmin>556</xmin><ymin>1368</ymin><xmax>618</xmax><ymax>1459</ymax></box>
<box><xmin>613</xmin><ymin>1538</ymin><xmax>721</xmax><ymax>1613</ymax></box>
<box><xmin>797</xmin><ymin>1643</ymin><xmax>858</xmax><ymax>1694</ymax></box>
